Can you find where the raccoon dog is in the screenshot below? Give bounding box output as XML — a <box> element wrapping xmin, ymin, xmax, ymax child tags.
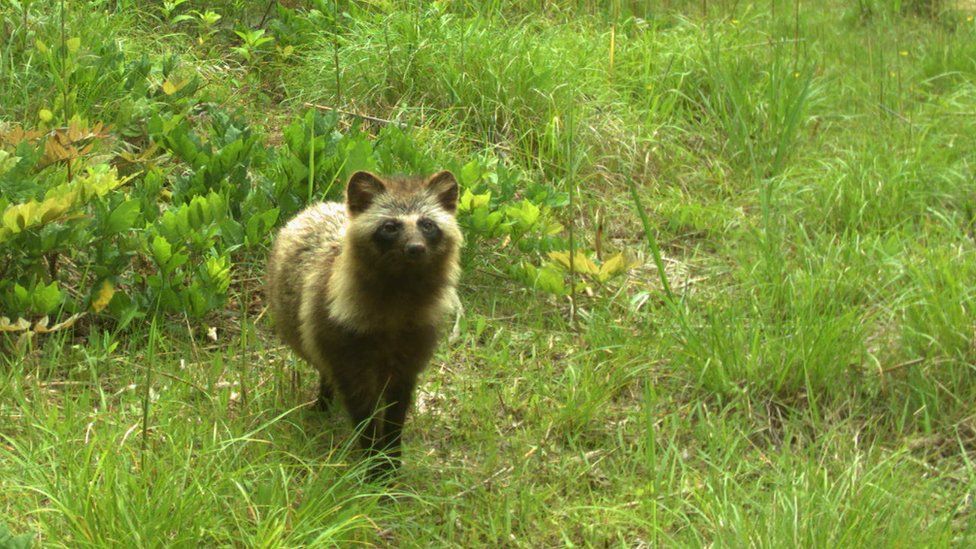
<box><xmin>266</xmin><ymin>170</ymin><xmax>462</xmax><ymax>477</ymax></box>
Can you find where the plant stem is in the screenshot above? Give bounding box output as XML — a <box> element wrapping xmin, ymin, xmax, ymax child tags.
<box><xmin>60</xmin><ymin>0</ymin><xmax>72</xmax><ymax>182</ymax></box>
<box><xmin>333</xmin><ymin>0</ymin><xmax>342</xmax><ymax>107</ymax></box>
<box><xmin>565</xmin><ymin>109</ymin><xmax>577</xmax><ymax>326</ymax></box>
<box><xmin>141</xmin><ymin>315</ymin><xmax>158</xmax><ymax>473</ymax></box>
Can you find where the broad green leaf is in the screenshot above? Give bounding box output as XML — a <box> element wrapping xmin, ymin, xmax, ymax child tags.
<box><xmin>107</xmin><ymin>292</ymin><xmax>143</xmax><ymax>331</ymax></box>
<box><xmin>185</xmin><ymin>285</ymin><xmax>209</xmax><ymax>317</ymax></box>
<box><xmin>167</xmin><ymin>251</ymin><xmax>189</xmax><ymax>273</ymax></box>
<box><xmin>105</xmin><ymin>200</ymin><xmax>140</xmax><ymax>235</ymax></box>
<box><xmin>204</xmin><ymin>255</ymin><xmax>232</xmax><ymax>293</ymax></box>
<box><xmin>188</xmin><ymin>198</ymin><xmax>207</xmax><ymax>228</ymax></box>
<box><xmin>245</xmin><ymin>208</ymin><xmax>279</xmax><ymax>245</ymax></box>
<box><xmin>12</xmin><ymin>283</ymin><xmax>31</xmax><ymax>312</ymax></box>
<box><xmin>506</xmin><ymin>200</ymin><xmax>541</xmax><ymax>231</ymax></box>
<box><xmin>33</xmin><ymin>281</ymin><xmax>63</xmax><ymax>315</ymax></box>
<box><xmin>460</xmin><ymin>159</ymin><xmax>482</xmax><ymax>187</ymax></box>
<box><xmin>470</xmin><ymin>207</ymin><xmax>502</xmax><ymax>234</ymax></box>
<box><xmin>342</xmin><ymin>138</ymin><xmax>377</xmax><ymax>176</ymax></box>
<box><xmin>159</xmin><ymin>287</ymin><xmax>182</xmax><ymax>311</ymax></box>
<box><xmin>521</xmin><ymin>201</ymin><xmax>541</xmax><ymax>225</ymax></box>
<box><xmin>534</xmin><ymin>265</ymin><xmax>566</xmax><ymax>295</ymax></box>
<box><xmin>151</xmin><ymin>235</ymin><xmax>173</xmax><ymax>266</ymax></box>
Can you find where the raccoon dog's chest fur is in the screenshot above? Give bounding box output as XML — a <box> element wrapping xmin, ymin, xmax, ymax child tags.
<box><xmin>265</xmin><ymin>170</ymin><xmax>461</xmax><ymax>478</ymax></box>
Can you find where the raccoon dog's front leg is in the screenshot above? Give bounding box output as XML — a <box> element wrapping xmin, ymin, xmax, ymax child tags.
<box><xmin>332</xmin><ymin>366</ymin><xmax>417</xmax><ymax>478</ymax></box>
<box><xmin>329</xmin><ymin>367</ymin><xmax>384</xmax><ymax>457</ymax></box>
<box><xmin>377</xmin><ymin>373</ymin><xmax>418</xmax><ymax>471</ymax></box>
<box><xmin>315</xmin><ymin>377</ymin><xmax>334</xmax><ymax>411</ymax></box>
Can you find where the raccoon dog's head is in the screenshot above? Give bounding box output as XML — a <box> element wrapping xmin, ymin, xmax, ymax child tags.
<box><xmin>344</xmin><ymin>170</ymin><xmax>462</xmax><ymax>270</ymax></box>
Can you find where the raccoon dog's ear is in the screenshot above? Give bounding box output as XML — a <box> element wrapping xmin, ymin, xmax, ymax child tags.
<box><xmin>346</xmin><ymin>171</ymin><xmax>386</xmax><ymax>215</ymax></box>
<box><xmin>426</xmin><ymin>170</ymin><xmax>459</xmax><ymax>214</ymax></box>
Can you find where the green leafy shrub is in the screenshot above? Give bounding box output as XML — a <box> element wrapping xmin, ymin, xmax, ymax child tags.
<box><xmin>0</xmin><ymin>2</ymin><xmax>634</xmax><ymax>347</ymax></box>
<box><xmin>0</xmin><ymin>0</ymin><xmax>647</xmax><ymax>350</ymax></box>
<box><xmin>1</xmin><ymin>99</ymin><xmax>608</xmax><ymax>347</ymax></box>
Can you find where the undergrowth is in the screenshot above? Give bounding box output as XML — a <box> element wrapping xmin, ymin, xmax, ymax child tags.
<box><xmin>2</xmin><ymin>0</ymin><xmax>976</xmax><ymax>545</ymax></box>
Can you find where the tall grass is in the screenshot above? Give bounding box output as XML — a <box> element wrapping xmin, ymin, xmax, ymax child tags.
<box><xmin>0</xmin><ymin>323</ymin><xmax>390</xmax><ymax>545</ymax></box>
<box><xmin>4</xmin><ymin>0</ymin><xmax>976</xmax><ymax>545</ymax></box>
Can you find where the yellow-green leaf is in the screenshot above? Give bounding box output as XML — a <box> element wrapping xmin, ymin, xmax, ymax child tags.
<box><xmin>2</xmin><ymin>204</ymin><xmax>25</xmax><ymax>233</ymax></box>
<box><xmin>545</xmin><ymin>221</ymin><xmax>564</xmax><ymax>236</ymax></box>
<box><xmin>39</xmin><ymin>191</ymin><xmax>77</xmax><ymax>223</ymax></box>
<box><xmin>9</xmin><ymin>201</ymin><xmax>41</xmax><ymax>231</ymax></box>
<box><xmin>66</xmin><ymin>37</ymin><xmax>81</xmax><ymax>53</ymax></box>
<box><xmin>459</xmin><ymin>189</ymin><xmax>491</xmax><ymax>212</ymax></box>
<box><xmin>472</xmin><ymin>192</ymin><xmax>491</xmax><ymax>209</ymax></box>
<box><xmin>161</xmin><ymin>78</ymin><xmax>186</xmax><ymax>95</ymax></box>
<box><xmin>597</xmin><ymin>252</ymin><xmax>635</xmax><ymax>282</ymax></box>
<box><xmin>549</xmin><ymin>251</ymin><xmax>599</xmax><ymax>275</ymax></box>
<box><xmin>91</xmin><ymin>280</ymin><xmax>115</xmax><ymax>313</ymax></box>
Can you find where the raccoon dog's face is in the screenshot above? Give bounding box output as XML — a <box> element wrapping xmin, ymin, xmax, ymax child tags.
<box><xmin>344</xmin><ymin>170</ymin><xmax>462</xmax><ymax>269</ymax></box>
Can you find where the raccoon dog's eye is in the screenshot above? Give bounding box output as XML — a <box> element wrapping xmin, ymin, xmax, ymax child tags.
<box><xmin>418</xmin><ymin>218</ymin><xmax>437</xmax><ymax>234</ymax></box>
<box><xmin>381</xmin><ymin>220</ymin><xmax>401</xmax><ymax>234</ymax></box>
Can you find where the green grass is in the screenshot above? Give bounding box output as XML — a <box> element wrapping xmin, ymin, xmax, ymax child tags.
<box><xmin>3</xmin><ymin>0</ymin><xmax>976</xmax><ymax>545</ymax></box>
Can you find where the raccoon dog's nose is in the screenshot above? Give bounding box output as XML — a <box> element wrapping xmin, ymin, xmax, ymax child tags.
<box><xmin>405</xmin><ymin>243</ymin><xmax>427</xmax><ymax>257</ymax></box>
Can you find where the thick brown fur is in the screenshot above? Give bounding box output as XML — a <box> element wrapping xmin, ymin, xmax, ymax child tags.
<box><xmin>266</xmin><ymin>170</ymin><xmax>462</xmax><ymax>477</ymax></box>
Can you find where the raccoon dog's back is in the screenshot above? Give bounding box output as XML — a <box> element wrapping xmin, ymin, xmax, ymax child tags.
<box><xmin>266</xmin><ymin>202</ymin><xmax>345</xmax><ymax>361</ymax></box>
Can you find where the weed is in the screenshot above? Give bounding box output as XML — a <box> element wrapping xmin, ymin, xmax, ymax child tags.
<box><xmin>3</xmin><ymin>0</ymin><xmax>976</xmax><ymax>545</ymax></box>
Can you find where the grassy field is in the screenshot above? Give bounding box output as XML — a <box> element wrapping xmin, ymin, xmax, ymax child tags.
<box><xmin>2</xmin><ymin>0</ymin><xmax>976</xmax><ymax>546</ymax></box>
